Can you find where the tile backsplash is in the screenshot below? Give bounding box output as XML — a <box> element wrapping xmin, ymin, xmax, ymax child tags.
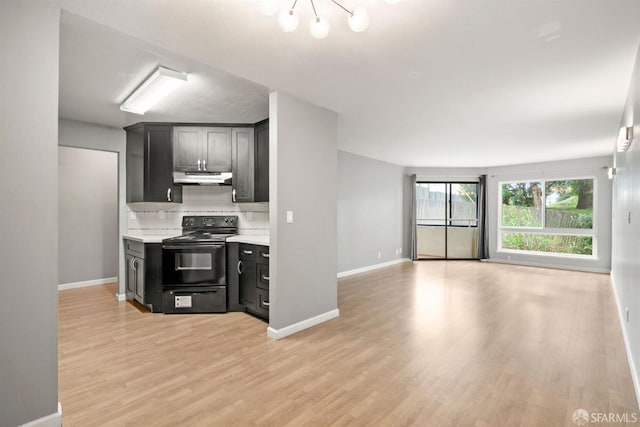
<box><xmin>127</xmin><ymin>186</ymin><xmax>269</xmax><ymax>235</ymax></box>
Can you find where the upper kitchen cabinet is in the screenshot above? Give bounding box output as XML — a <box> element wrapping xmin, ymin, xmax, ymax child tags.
<box><xmin>126</xmin><ymin>123</ymin><xmax>182</xmax><ymax>203</ymax></box>
<box><xmin>173</xmin><ymin>126</ymin><xmax>232</xmax><ymax>173</ymax></box>
<box><xmin>232</xmin><ymin>119</ymin><xmax>269</xmax><ymax>203</ymax></box>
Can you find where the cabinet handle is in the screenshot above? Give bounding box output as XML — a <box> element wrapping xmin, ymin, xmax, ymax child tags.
<box><xmin>262</xmin><ymin>253</ymin><xmax>270</xmax><ymax>259</ymax></box>
<box><xmin>262</xmin><ymin>275</ymin><xmax>270</xmax><ymax>281</ymax></box>
<box><xmin>203</xmin><ymin>159</ymin><xmax>207</xmax><ymax>171</ymax></box>
<box><xmin>263</xmin><ymin>301</ymin><xmax>270</xmax><ymax>307</ymax></box>
<box><xmin>232</xmin><ymin>189</ymin><xmax>236</xmax><ymax>203</ymax></box>
<box><xmin>167</xmin><ymin>188</ymin><xmax>172</xmax><ymax>202</ymax></box>
<box><xmin>197</xmin><ymin>159</ymin><xmax>201</xmax><ymax>171</ymax></box>
<box><xmin>131</xmin><ymin>258</ymin><xmax>137</xmax><ymax>271</ymax></box>
<box><xmin>237</xmin><ymin>260</ymin><xmax>243</xmax><ymax>275</ymax></box>
<box><xmin>242</xmin><ymin>250</ymin><xmax>253</xmax><ymax>255</ymax></box>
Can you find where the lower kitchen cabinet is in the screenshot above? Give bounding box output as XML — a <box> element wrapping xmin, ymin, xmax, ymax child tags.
<box><xmin>227</xmin><ymin>242</ymin><xmax>269</xmax><ymax>320</ymax></box>
<box><xmin>124</xmin><ymin>239</ymin><xmax>163</xmax><ymax>312</ymax></box>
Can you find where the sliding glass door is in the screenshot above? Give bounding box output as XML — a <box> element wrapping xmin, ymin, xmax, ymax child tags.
<box><xmin>416</xmin><ymin>182</ymin><xmax>479</xmax><ymax>259</ymax></box>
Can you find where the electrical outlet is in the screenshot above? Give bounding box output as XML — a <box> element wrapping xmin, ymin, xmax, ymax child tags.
<box><xmin>286</xmin><ymin>211</ymin><xmax>294</xmax><ymax>223</ymax></box>
<box><xmin>627</xmin><ymin>307</ymin><xmax>630</xmax><ymax>323</ymax></box>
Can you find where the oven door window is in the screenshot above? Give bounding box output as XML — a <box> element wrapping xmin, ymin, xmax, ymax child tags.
<box><xmin>175</xmin><ymin>253</ymin><xmax>212</xmax><ymax>271</ymax></box>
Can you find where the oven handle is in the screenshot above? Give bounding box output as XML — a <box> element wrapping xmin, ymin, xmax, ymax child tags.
<box><xmin>162</xmin><ymin>244</ymin><xmax>225</xmax><ymax>250</ymax></box>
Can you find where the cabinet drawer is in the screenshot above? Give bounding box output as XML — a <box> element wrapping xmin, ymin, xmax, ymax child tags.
<box><xmin>239</xmin><ymin>243</ymin><xmax>256</xmax><ymax>259</ymax></box>
<box><xmin>257</xmin><ymin>263</ymin><xmax>269</xmax><ymax>290</ymax></box>
<box><xmin>256</xmin><ymin>245</ymin><xmax>270</xmax><ymax>264</ymax></box>
<box><xmin>257</xmin><ymin>288</ymin><xmax>270</xmax><ymax>312</ymax></box>
<box><xmin>125</xmin><ymin>239</ymin><xmax>144</xmax><ymax>258</ymax></box>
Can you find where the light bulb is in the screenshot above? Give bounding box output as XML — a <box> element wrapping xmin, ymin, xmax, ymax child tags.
<box><xmin>310</xmin><ymin>16</ymin><xmax>330</xmax><ymax>39</ymax></box>
<box><xmin>278</xmin><ymin>8</ymin><xmax>299</xmax><ymax>32</ymax></box>
<box><xmin>348</xmin><ymin>6</ymin><xmax>369</xmax><ymax>32</ymax></box>
<box><xmin>259</xmin><ymin>0</ymin><xmax>279</xmax><ymax>16</ymax></box>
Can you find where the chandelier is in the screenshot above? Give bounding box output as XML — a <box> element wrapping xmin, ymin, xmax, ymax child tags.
<box><xmin>259</xmin><ymin>0</ymin><xmax>400</xmax><ymax>39</ymax></box>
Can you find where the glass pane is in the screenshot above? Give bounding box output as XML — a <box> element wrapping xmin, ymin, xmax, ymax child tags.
<box><xmin>416</xmin><ymin>183</ymin><xmax>446</xmax><ymax>226</ymax></box>
<box><xmin>545</xmin><ymin>179</ymin><xmax>593</xmax><ymax>229</ymax></box>
<box><xmin>501</xmin><ymin>181</ymin><xmax>543</xmax><ymax>227</ymax></box>
<box><xmin>176</xmin><ymin>253</ymin><xmax>212</xmax><ymax>270</ymax></box>
<box><xmin>417</xmin><ymin>226</ymin><xmax>446</xmax><ymax>258</ymax></box>
<box><xmin>447</xmin><ymin>227</ymin><xmax>478</xmax><ymax>258</ymax></box>
<box><xmin>450</xmin><ymin>183</ymin><xmax>478</xmax><ymax>226</ymax></box>
<box><xmin>501</xmin><ymin>232</ymin><xmax>593</xmax><ymax>255</ymax></box>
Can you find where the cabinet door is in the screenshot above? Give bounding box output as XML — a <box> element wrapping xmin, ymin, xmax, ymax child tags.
<box><xmin>173</xmin><ymin>127</ymin><xmax>202</xmax><ymax>172</ymax></box>
<box><xmin>203</xmin><ymin>128</ymin><xmax>232</xmax><ymax>172</ymax></box>
<box><xmin>126</xmin><ymin>255</ymin><xmax>136</xmax><ymax>298</ymax></box>
<box><xmin>239</xmin><ymin>246</ymin><xmax>257</xmax><ymax>310</ymax></box>
<box><xmin>254</xmin><ymin>120</ymin><xmax>269</xmax><ymax>202</ymax></box>
<box><xmin>145</xmin><ymin>125</ymin><xmax>182</xmax><ymax>202</ymax></box>
<box><xmin>231</xmin><ymin>127</ymin><xmax>255</xmax><ymax>203</ymax></box>
<box><xmin>134</xmin><ymin>257</ymin><xmax>145</xmax><ymax>303</ymax></box>
<box><xmin>226</xmin><ymin>242</ymin><xmax>243</xmax><ymax>312</ymax></box>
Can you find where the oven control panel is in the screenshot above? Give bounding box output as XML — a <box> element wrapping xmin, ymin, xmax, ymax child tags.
<box><xmin>181</xmin><ymin>215</ymin><xmax>237</xmax><ymax>230</ymax></box>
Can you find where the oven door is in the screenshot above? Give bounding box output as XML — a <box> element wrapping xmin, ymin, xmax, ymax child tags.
<box><xmin>163</xmin><ymin>243</ymin><xmax>226</xmax><ymax>287</ymax></box>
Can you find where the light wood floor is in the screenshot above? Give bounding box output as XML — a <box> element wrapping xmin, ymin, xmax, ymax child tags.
<box><xmin>59</xmin><ymin>262</ymin><xmax>636</xmax><ymax>426</ymax></box>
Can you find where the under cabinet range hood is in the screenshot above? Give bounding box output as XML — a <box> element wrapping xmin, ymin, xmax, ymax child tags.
<box><xmin>173</xmin><ymin>171</ymin><xmax>232</xmax><ymax>185</ymax></box>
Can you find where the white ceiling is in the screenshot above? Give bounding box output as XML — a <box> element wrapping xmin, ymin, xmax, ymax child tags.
<box><xmin>58</xmin><ymin>0</ymin><xmax>640</xmax><ymax>168</ymax></box>
<box><xmin>59</xmin><ymin>12</ymin><xmax>270</xmax><ymax>127</ymax></box>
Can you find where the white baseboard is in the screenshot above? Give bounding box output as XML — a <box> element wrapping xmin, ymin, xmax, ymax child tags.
<box><xmin>610</xmin><ymin>273</ymin><xmax>640</xmax><ymax>410</ymax></box>
<box><xmin>116</xmin><ymin>293</ymin><xmax>127</xmax><ymax>302</ymax></box>
<box><xmin>20</xmin><ymin>402</ymin><xmax>62</xmax><ymax>427</ymax></box>
<box><xmin>58</xmin><ymin>277</ymin><xmax>117</xmax><ymax>291</ymax></box>
<box><xmin>485</xmin><ymin>258</ymin><xmax>609</xmax><ymax>274</ymax></box>
<box><xmin>337</xmin><ymin>258</ymin><xmax>411</xmax><ymax>278</ymax></box>
<box><xmin>267</xmin><ymin>309</ymin><xmax>340</xmax><ymax>340</ymax></box>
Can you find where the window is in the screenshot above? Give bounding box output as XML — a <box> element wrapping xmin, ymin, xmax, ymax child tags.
<box><xmin>499</xmin><ymin>178</ymin><xmax>595</xmax><ymax>257</ymax></box>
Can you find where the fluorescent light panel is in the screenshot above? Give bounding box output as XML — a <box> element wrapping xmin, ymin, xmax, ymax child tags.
<box><xmin>120</xmin><ymin>66</ymin><xmax>188</xmax><ymax>115</ymax></box>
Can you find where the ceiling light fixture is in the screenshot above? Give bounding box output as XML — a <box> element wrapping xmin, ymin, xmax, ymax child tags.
<box><xmin>120</xmin><ymin>66</ymin><xmax>188</xmax><ymax>115</ymax></box>
<box><xmin>267</xmin><ymin>0</ymin><xmax>374</xmax><ymax>39</ymax></box>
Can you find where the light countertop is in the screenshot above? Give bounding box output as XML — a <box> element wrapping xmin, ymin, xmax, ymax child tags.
<box><xmin>226</xmin><ymin>235</ymin><xmax>270</xmax><ymax>246</ymax></box>
<box><xmin>124</xmin><ymin>233</ymin><xmax>270</xmax><ymax>246</ymax></box>
<box><xmin>123</xmin><ymin>233</ymin><xmax>177</xmax><ymax>244</ymax></box>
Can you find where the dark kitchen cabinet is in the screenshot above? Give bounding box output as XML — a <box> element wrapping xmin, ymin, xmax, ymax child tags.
<box><xmin>238</xmin><ymin>244</ymin><xmax>257</xmax><ymax>311</ymax></box>
<box><xmin>227</xmin><ymin>242</ymin><xmax>269</xmax><ymax>320</ymax></box>
<box><xmin>231</xmin><ymin>119</ymin><xmax>269</xmax><ymax>203</ymax></box>
<box><xmin>173</xmin><ymin>126</ymin><xmax>232</xmax><ymax>173</ymax></box>
<box><xmin>124</xmin><ymin>239</ymin><xmax>164</xmax><ymax>312</ymax></box>
<box><xmin>225</xmin><ymin>242</ymin><xmax>243</xmax><ymax>312</ymax></box>
<box><xmin>254</xmin><ymin>119</ymin><xmax>269</xmax><ymax>202</ymax></box>
<box><xmin>126</xmin><ymin>123</ymin><xmax>182</xmax><ymax>203</ymax></box>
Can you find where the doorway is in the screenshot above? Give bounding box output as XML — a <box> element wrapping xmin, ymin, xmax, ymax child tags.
<box><xmin>415</xmin><ymin>182</ymin><xmax>479</xmax><ymax>259</ymax></box>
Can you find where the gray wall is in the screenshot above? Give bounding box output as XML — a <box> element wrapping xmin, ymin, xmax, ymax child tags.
<box><xmin>59</xmin><ymin>118</ymin><xmax>127</xmax><ymax>296</ymax></box>
<box><xmin>338</xmin><ymin>151</ymin><xmax>408</xmax><ymax>272</ymax></box>
<box><xmin>612</xmin><ymin>44</ymin><xmax>640</xmax><ymax>404</ymax></box>
<box><xmin>0</xmin><ymin>1</ymin><xmax>60</xmax><ymax>426</ymax></box>
<box><xmin>269</xmin><ymin>91</ymin><xmax>338</xmax><ymax>331</ymax></box>
<box><xmin>486</xmin><ymin>156</ymin><xmax>612</xmax><ymax>272</ymax></box>
<box><xmin>405</xmin><ymin>162</ymin><xmax>612</xmax><ymax>272</ymax></box>
<box><xmin>58</xmin><ymin>146</ymin><xmax>118</xmax><ymax>284</ymax></box>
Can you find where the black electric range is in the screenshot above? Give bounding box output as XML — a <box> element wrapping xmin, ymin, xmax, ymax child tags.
<box><xmin>161</xmin><ymin>215</ymin><xmax>238</xmax><ymax>314</ymax></box>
